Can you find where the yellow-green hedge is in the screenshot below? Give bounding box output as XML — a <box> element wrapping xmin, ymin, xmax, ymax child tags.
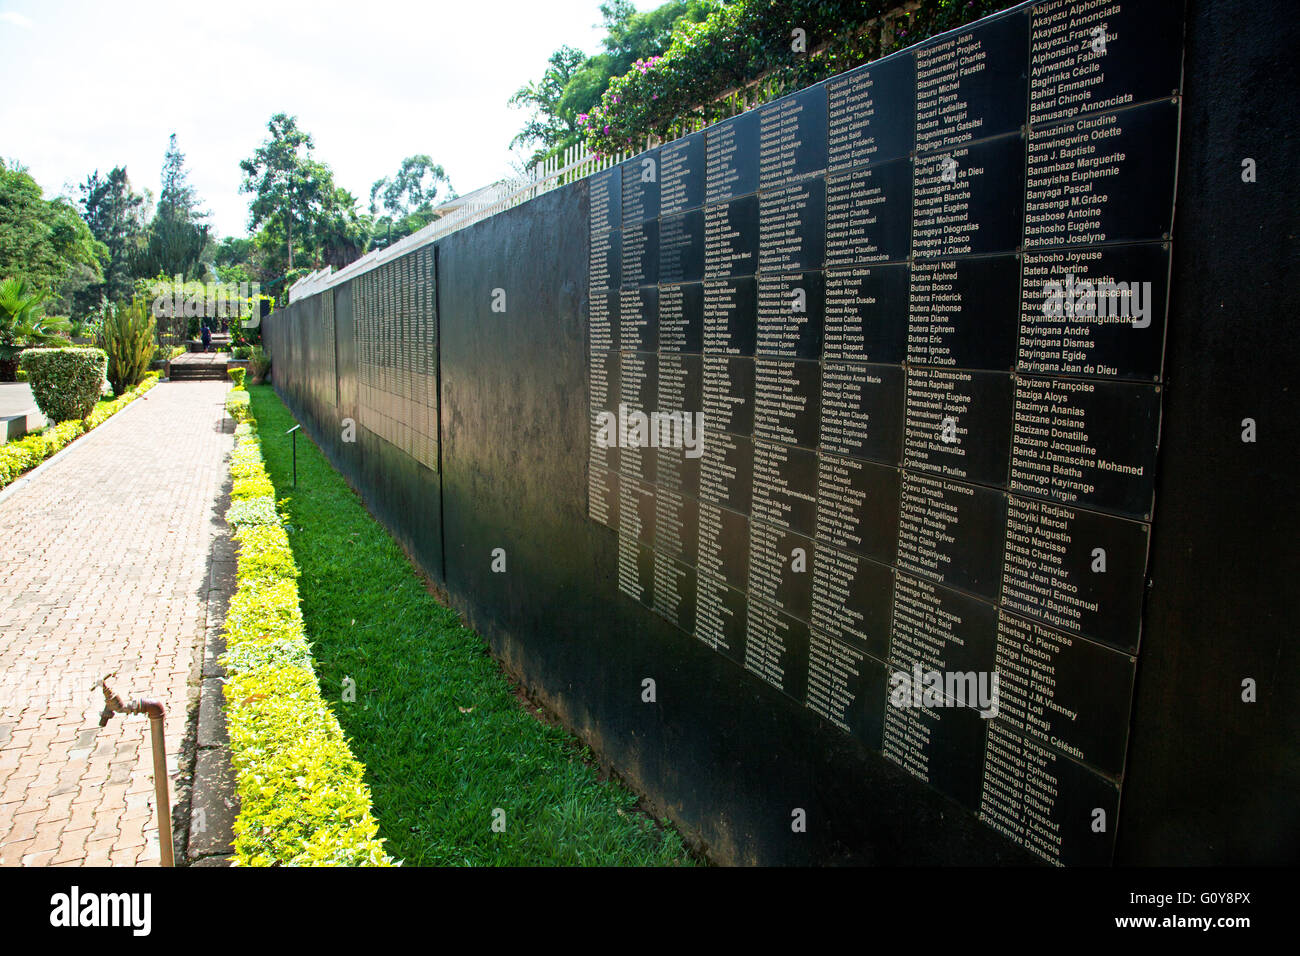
<box><xmin>225</xmin><ymin>389</ymin><xmax>251</xmax><ymax>424</ymax></box>
<box><xmin>0</xmin><ymin>372</ymin><xmax>160</xmax><ymax>489</ymax></box>
<box><xmin>221</xmin><ymin>399</ymin><xmax>393</xmax><ymax>867</ymax></box>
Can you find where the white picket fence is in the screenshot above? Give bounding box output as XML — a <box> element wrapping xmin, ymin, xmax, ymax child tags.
<box><xmin>288</xmin><ymin>142</ymin><xmax>639</xmax><ymax>302</ymax></box>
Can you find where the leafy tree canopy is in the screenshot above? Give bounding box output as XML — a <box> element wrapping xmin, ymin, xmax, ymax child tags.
<box><xmin>0</xmin><ymin>159</ymin><xmax>104</xmax><ymax>305</ymax></box>
<box><xmin>78</xmin><ymin>165</ymin><xmax>147</xmax><ymax>308</ymax></box>
<box><xmin>580</xmin><ymin>0</ymin><xmax>1006</xmax><ymax>154</ymax></box>
<box><xmin>370</xmin><ymin>154</ymin><xmax>453</xmax><ymax>219</ymax></box>
<box><xmin>509</xmin><ymin>0</ymin><xmax>711</xmax><ymax>167</ymax></box>
<box><xmin>368</xmin><ymin>155</ymin><xmax>455</xmax><ymax>250</ymax></box>
<box><xmin>240</xmin><ymin>113</ymin><xmax>367</xmax><ymax>278</ymax></box>
<box><xmin>138</xmin><ymin>134</ymin><xmax>211</xmax><ymax>281</ymax></box>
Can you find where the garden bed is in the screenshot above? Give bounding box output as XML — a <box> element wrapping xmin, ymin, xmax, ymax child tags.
<box><xmin>220</xmin><ymin>389</ymin><xmax>392</xmax><ymax>866</ymax></box>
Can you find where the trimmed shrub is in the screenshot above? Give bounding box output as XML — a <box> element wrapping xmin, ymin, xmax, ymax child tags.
<box><xmin>0</xmin><ymin>372</ymin><xmax>158</xmax><ymax>488</ymax></box>
<box><xmin>226</xmin><ymin>495</ymin><xmax>278</xmax><ymax>526</ymax></box>
<box><xmin>228</xmin><ymin>367</ymin><xmax>247</xmax><ymax>388</ymax></box>
<box><xmin>230</xmin><ymin>450</ymin><xmax>263</xmax><ymax>481</ymax></box>
<box><xmin>225</xmin><ymin>390</ymin><xmax>251</xmax><ymax>423</ymax></box>
<box><xmin>230</xmin><ymin>472</ymin><xmax>275</xmax><ymax>501</ymax></box>
<box><xmin>232</xmin><ymin>524</ymin><xmax>299</xmax><ymax>581</ymax></box>
<box><xmin>19</xmin><ymin>347</ymin><xmax>107</xmax><ymax>423</ymax></box>
<box><xmin>98</xmin><ymin>299</ymin><xmax>156</xmax><ymax>396</ymax></box>
<box><xmin>224</xmin><ymin>662</ymin><xmax>391</xmax><ymax>865</ymax></box>
<box><xmin>219</xmin><ymin>396</ymin><xmax>392</xmax><ymax>866</ymax></box>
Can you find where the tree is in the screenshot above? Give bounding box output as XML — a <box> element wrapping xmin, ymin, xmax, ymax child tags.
<box><xmin>599</xmin><ymin>0</ymin><xmax>706</xmax><ymax>63</ymax></box>
<box><xmin>509</xmin><ymin>1</ymin><xmax>711</xmax><ymax>167</ymax></box>
<box><xmin>240</xmin><ymin>114</ymin><xmax>329</xmax><ymax>273</ymax></box>
<box><xmin>138</xmin><ymin>134</ymin><xmax>210</xmax><ymax>280</ymax></box>
<box><xmin>213</xmin><ymin>236</ymin><xmax>259</xmax><ymax>285</ymax></box>
<box><xmin>78</xmin><ymin>166</ymin><xmax>147</xmax><ymax>307</ymax></box>
<box><xmin>509</xmin><ymin>46</ymin><xmax>590</xmax><ymax>165</ymax></box>
<box><xmin>240</xmin><ymin>115</ymin><xmax>371</xmax><ymax>296</ymax></box>
<box><xmin>315</xmin><ymin>186</ymin><xmax>370</xmax><ymax>269</ymax></box>
<box><xmin>370</xmin><ymin>155</ymin><xmax>452</xmax><ymax>220</ymax></box>
<box><xmin>368</xmin><ymin>155</ymin><xmax>453</xmax><ymax>249</ymax></box>
<box><xmin>0</xmin><ymin>159</ymin><xmax>103</xmax><ymax>300</ymax></box>
<box><xmin>157</xmin><ymin>133</ymin><xmax>202</xmax><ymax>223</ymax></box>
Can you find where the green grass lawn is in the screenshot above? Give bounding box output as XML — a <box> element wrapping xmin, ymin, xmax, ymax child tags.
<box><xmin>246</xmin><ymin>385</ymin><xmax>693</xmax><ymax>866</ymax></box>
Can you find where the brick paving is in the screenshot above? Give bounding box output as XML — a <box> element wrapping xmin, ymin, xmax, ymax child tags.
<box><xmin>0</xmin><ymin>381</ymin><xmax>234</xmax><ymax>866</ymax></box>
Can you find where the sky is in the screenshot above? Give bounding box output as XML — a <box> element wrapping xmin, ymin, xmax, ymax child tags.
<box><xmin>0</xmin><ymin>0</ymin><xmax>655</xmax><ymax>238</ymax></box>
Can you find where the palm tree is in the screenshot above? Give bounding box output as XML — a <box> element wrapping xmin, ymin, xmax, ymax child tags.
<box><xmin>0</xmin><ymin>278</ymin><xmax>71</xmax><ymax>381</ymax></box>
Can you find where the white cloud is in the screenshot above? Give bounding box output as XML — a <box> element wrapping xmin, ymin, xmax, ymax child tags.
<box><xmin>0</xmin><ymin>11</ymin><xmax>33</xmax><ymax>27</ymax></box>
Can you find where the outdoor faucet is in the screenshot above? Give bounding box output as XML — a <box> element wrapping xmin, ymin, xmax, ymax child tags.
<box><xmin>97</xmin><ymin>676</ymin><xmax>174</xmax><ymax>866</ymax></box>
<box><xmin>98</xmin><ymin>676</ymin><xmax>165</xmax><ymax>726</ymax></box>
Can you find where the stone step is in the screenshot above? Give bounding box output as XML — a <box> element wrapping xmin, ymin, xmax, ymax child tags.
<box><xmin>169</xmin><ymin>366</ymin><xmax>230</xmax><ymax>381</ymax></box>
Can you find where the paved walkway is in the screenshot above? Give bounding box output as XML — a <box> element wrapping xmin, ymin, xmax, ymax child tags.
<box><xmin>0</xmin><ymin>381</ymin><xmax>234</xmax><ymax>866</ymax></box>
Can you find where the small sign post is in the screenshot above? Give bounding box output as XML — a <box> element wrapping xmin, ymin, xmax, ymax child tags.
<box><xmin>287</xmin><ymin>424</ymin><xmax>300</xmax><ymax>486</ymax></box>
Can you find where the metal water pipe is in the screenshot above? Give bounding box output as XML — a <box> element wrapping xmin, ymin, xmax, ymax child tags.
<box><xmin>97</xmin><ymin>677</ymin><xmax>174</xmax><ymax>867</ymax></box>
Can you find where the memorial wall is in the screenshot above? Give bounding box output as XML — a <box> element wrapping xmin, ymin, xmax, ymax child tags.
<box><xmin>586</xmin><ymin>0</ymin><xmax>1182</xmax><ymax>866</ymax></box>
<box><xmin>266</xmin><ymin>0</ymin><xmax>1300</xmax><ymax>865</ymax></box>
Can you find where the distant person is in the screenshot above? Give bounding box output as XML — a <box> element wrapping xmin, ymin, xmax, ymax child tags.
<box><xmin>201</xmin><ymin>322</ymin><xmax>212</xmax><ymax>352</ymax></box>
